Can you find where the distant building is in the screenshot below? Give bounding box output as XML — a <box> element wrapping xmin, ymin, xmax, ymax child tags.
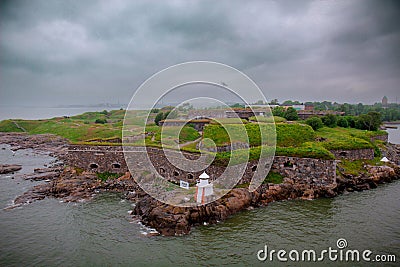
<box><xmin>382</xmin><ymin>96</ymin><xmax>388</xmax><ymax>107</ymax></box>
<box><xmin>292</xmin><ymin>105</ymin><xmax>305</xmax><ymax>111</ymax></box>
<box><xmin>305</xmin><ymin>105</ymin><xmax>314</xmax><ymax>111</ymax></box>
<box><xmin>297</xmin><ymin>110</ymin><xmax>345</xmax><ymax>120</ymax></box>
<box><xmin>225</xmin><ymin>108</ymin><xmax>255</xmax><ymax>120</ymax></box>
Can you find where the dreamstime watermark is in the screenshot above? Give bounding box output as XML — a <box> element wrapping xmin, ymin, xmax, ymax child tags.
<box><xmin>122</xmin><ymin>61</ymin><xmax>276</xmax><ymax>207</ymax></box>
<box><xmin>257</xmin><ymin>238</ymin><xmax>397</xmax><ymax>263</ymax></box>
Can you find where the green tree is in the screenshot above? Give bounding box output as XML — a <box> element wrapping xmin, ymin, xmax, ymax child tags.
<box><xmin>321</xmin><ymin>114</ymin><xmax>337</xmax><ymax>127</ymax></box>
<box><xmin>284</xmin><ymin>107</ymin><xmax>299</xmax><ymax>121</ymax></box>
<box><xmin>344</xmin><ymin>116</ymin><xmax>356</xmax><ymax>128</ymax></box>
<box><xmin>306</xmin><ymin>117</ymin><xmax>324</xmax><ymax>131</ymax></box>
<box><xmin>154</xmin><ymin>112</ymin><xmax>164</xmax><ymax>125</ymax></box>
<box><xmin>355</xmin><ymin>112</ymin><xmax>381</xmax><ymax>131</ymax></box>
<box><xmin>337</xmin><ymin>117</ymin><xmax>349</xmax><ymax>128</ymax></box>
<box><xmin>272</xmin><ymin>106</ymin><xmax>286</xmax><ymax>117</ymax></box>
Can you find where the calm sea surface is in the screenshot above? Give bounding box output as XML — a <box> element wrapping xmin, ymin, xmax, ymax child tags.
<box><xmin>0</xmin><ymin>111</ymin><xmax>399</xmax><ymax>266</ymax></box>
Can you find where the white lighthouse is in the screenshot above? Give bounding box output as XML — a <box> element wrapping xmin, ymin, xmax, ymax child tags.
<box><xmin>195</xmin><ymin>172</ymin><xmax>213</xmax><ymax>204</ymax></box>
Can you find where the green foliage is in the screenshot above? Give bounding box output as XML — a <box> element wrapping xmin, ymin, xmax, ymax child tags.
<box><xmin>95</xmin><ymin>118</ymin><xmax>107</xmax><ymax>124</ymax></box>
<box><xmin>321</xmin><ymin>114</ymin><xmax>337</xmax><ymax>128</ymax></box>
<box><xmin>305</xmin><ymin>117</ymin><xmax>324</xmax><ymax>131</ymax></box>
<box><xmin>154</xmin><ymin>112</ymin><xmax>164</xmax><ymax>126</ymax></box>
<box><xmin>272</xmin><ymin>116</ymin><xmax>287</xmax><ymax>123</ymax></box>
<box><xmin>355</xmin><ymin>112</ymin><xmax>381</xmax><ymax>131</ymax></box>
<box><xmin>337</xmin><ymin>117</ymin><xmax>349</xmax><ymax>128</ymax></box>
<box><xmin>344</xmin><ymin>116</ymin><xmax>356</xmax><ymax>128</ymax></box>
<box><xmin>263</xmin><ymin>171</ymin><xmax>284</xmax><ymax>184</ymax></box>
<box><xmin>96</xmin><ymin>172</ymin><xmax>121</xmax><ymax>182</ymax></box>
<box><xmin>272</xmin><ymin>106</ymin><xmax>286</xmax><ymax>117</ymax></box>
<box><xmin>284</xmin><ymin>107</ymin><xmax>299</xmax><ymax>121</ymax></box>
<box><xmin>230</xmin><ymin>103</ymin><xmax>245</xmax><ymax>108</ymax></box>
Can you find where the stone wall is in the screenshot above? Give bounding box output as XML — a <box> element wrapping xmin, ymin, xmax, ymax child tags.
<box><xmin>65</xmin><ymin>145</ymin><xmax>127</xmax><ymax>173</ymax></box>
<box><xmin>370</xmin><ymin>134</ymin><xmax>388</xmax><ymax>143</ymax></box>
<box><xmin>330</xmin><ymin>148</ymin><xmax>374</xmax><ymax>160</ymax></box>
<box><xmin>65</xmin><ymin>145</ymin><xmax>337</xmax><ymax>188</ymax></box>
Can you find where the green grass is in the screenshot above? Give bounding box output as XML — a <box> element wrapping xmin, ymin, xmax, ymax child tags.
<box><xmin>316</xmin><ymin>127</ymin><xmax>374</xmax><ymax>150</ymax></box>
<box><xmin>0</xmin><ymin>120</ymin><xmax>24</xmax><ymax>132</ymax></box>
<box><xmin>276</xmin><ymin>142</ymin><xmax>335</xmax><ymax>160</ymax></box>
<box><xmin>263</xmin><ymin>171</ymin><xmax>284</xmax><ymax>184</ymax></box>
<box><xmin>275</xmin><ymin>123</ymin><xmax>315</xmax><ymax>147</ymax></box>
<box><xmin>149</xmin><ymin>125</ymin><xmax>201</xmax><ymax>145</ymax></box>
<box><xmin>338</xmin><ymin>158</ymin><xmax>383</xmax><ymax>176</ymax></box>
<box><xmin>0</xmin><ymin>109</ymin><xmax>387</xmax><ymax>162</ymax></box>
<box><xmin>249</xmin><ymin>116</ymin><xmax>286</xmax><ymax>123</ymax></box>
<box><xmin>210</xmin><ymin>118</ymin><xmax>248</xmax><ymax>124</ymax></box>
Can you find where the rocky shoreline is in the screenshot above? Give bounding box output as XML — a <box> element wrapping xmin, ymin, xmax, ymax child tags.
<box><xmin>133</xmin><ymin>163</ymin><xmax>400</xmax><ymax>236</ymax></box>
<box><xmin>1</xmin><ymin>133</ymin><xmax>400</xmax><ymax>236</ymax></box>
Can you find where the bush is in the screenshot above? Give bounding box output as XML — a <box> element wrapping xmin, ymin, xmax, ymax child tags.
<box><xmin>306</xmin><ymin>117</ymin><xmax>324</xmax><ymax>131</ymax></box>
<box><xmin>337</xmin><ymin>117</ymin><xmax>349</xmax><ymax>128</ymax></box>
<box><xmin>154</xmin><ymin>112</ymin><xmax>164</xmax><ymax>125</ymax></box>
<box><xmin>95</xmin><ymin>118</ymin><xmax>107</xmax><ymax>124</ymax></box>
<box><xmin>321</xmin><ymin>114</ymin><xmax>337</xmax><ymax>128</ymax></box>
<box><xmin>284</xmin><ymin>107</ymin><xmax>299</xmax><ymax>121</ymax></box>
<box><xmin>344</xmin><ymin>116</ymin><xmax>356</xmax><ymax>128</ymax></box>
<box><xmin>272</xmin><ymin>106</ymin><xmax>286</xmax><ymax>117</ymax></box>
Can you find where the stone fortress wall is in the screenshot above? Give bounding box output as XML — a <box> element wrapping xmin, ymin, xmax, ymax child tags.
<box><xmin>65</xmin><ymin>145</ymin><xmax>338</xmax><ymax>188</ymax></box>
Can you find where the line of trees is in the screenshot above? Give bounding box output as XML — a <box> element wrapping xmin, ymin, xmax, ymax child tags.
<box><xmin>305</xmin><ymin>112</ymin><xmax>382</xmax><ymax>131</ymax></box>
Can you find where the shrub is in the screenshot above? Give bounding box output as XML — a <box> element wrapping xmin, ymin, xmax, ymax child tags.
<box><xmin>272</xmin><ymin>106</ymin><xmax>286</xmax><ymax>117</ymax></box>
<box><xmin>95</xmin><ymin>118</ymin><xmax>107</xmax><ymax>124</ymax></box>
<box><xmin>337</xmin><ymin>117</ymin><xmax>349</xmax><ymax>128</ymax></box>
<box><xmin>284</xmin><ymin>107</ymin><xmax>299</xmax><ymax>121</ymax></box>
<box><xmin>321</xmin><ymin>114</ymin><xmax>337</xmax><ymax>128</ymax></box>
<box><xmin>306</xmin><ymin>117</ymin><xmax>324</xmax><ymax>131</ymax></box>
<box><xmin>154</xmin><ymin>112</ymin><xmax>164</xmax><ymax>125</ymax></box>
<box><xmin>344</xmin><ymin>116</ymin><xmax>356</xmax><ymax>128</ymax></box>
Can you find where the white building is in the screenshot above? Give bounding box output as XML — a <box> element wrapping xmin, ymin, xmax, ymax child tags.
<box><xmin>195</xmin><ymin>172</ymin><xmax>213</xmax><ymax>204</ymax></box>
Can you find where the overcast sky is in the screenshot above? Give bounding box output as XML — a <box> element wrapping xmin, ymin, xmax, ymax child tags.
<box><xmin>1</xmin><ymin>0</ymin><xmax>399</xmax><ymax>107</ymax></box>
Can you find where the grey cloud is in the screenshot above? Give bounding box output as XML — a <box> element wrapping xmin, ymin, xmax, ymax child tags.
<box><xmin>0</xmin><ymin>0</ymin><xmax>399</xmax><ymax>106</ymax></box>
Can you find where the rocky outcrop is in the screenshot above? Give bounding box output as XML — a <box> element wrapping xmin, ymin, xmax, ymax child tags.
<box><xmin>13</xmin><ymin>167</ymin><xmax>144</xmax><ymax>205</ymax></box>
<box><xmin>133</xmin><ymin>183</ymin><xmax>338</xmax><ymax>236</ymax></box>
<box><xmin>382</xmin><ymin>143</ymin><xmax>400</xmax><ymax>165</ymax></box>
<box><xmin>0</xmin><ymin>164</ymin><xmax>22</xmax><ymax>174</ymax></box>
<box><xmin>19</xmin><ymin>166</ymin><xmax>64</xmax><ymax>181</ymax></box>
<box><xmin>336</xmin><ymin>164</ymin><xmax>400</xmax><ymax>193</ymax></box>
<box><xmin>0</xmin><ymin>133</ymin><xmax>68</xmax><ymax>155</ymax></box>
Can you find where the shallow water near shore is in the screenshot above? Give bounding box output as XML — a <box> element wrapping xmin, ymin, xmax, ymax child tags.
<box><xmin>0</xmin><ymin>128</ymin><xmax>399</xmax><ymax>266</ymax></box>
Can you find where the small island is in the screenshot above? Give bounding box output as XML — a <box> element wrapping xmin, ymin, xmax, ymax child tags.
<box><xmin>1</xmin><ymin>104</ymin><xmax>399</xmax><ymax>236</ymax></box>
